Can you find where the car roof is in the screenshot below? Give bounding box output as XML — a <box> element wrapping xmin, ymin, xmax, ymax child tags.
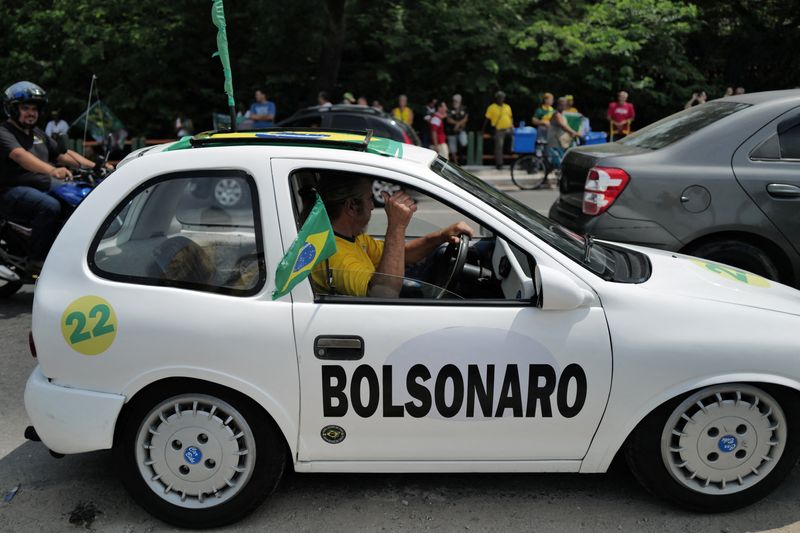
<box><xmin>289</xmin><ymin>104</ymin><xmax>392</xmax><ymax>119</ymax></box>
<box><xmin>118</xmin><ymin>129</ymin><xmax>437</xmax><ymax>168</ymax></box>
<box><xmin>716</xmin><ymin>89</ymin><xmax>800</xmax><ymax>106</ymax></box>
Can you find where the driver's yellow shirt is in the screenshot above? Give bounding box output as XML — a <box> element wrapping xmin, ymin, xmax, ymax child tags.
<box><xmin>311</xmin><ymin>233</ymin><xmax>384</xmax><ymax>296</ymax></box>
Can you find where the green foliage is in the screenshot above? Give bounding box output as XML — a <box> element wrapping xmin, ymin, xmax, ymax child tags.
<box><xmin>0</xmin><ymin>0</ymin><xmax>797</xmax><ymax>136</ymax></box>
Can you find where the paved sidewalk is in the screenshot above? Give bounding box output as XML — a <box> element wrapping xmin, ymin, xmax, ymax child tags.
<box><xmin>464</xmin><ymin>165</ymin><xmax>559</xmax><ymax>192</ymax></box>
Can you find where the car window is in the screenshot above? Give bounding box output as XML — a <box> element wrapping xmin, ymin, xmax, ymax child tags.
<box><xmin>778</xmin><ymin>122</ymin><xmax>800</xmax><ymax>159</ymax></box>
<box><xmin>750</xmin><ymin>133</ymin><xmax>781</xmax><ymax>160</ymax></box>
<box><xmin>289</xmin><ymin>169</ymin><xmax>534</xmax><ymax>303</ymax></box>
<box><xmin>618</xmin><ymin>101</ymin><xmax>750</xmax><ymax>151</ymax></box>
<box><xmin>282</xmin><ymin>114</ymin><xmax>323</xmax><ymax>128</ymax></box>
<box><xmin>750</xmin><ymin>119</ymin><xmax>800</xmax><ymax>161</ymax></box>
<box><xmin>330</xmin><ymin>114</ymin><xmax>368</xmax><ymax>131</ymax></box>
<box><xmin>90</xmin><ymin>171</ymin><xmax>265</xmax><ymax>295</ymax></box>
<box><xmin>367</xmin><ymin>117</ymin><xmax>398</xmax><ymax>141</ymax></box>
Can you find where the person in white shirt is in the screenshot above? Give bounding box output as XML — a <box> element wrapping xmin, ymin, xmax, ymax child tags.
<box><xmin>45</xmin><ymin>110</ymin><xmax>69</xmax><ymax>141</ymax></box>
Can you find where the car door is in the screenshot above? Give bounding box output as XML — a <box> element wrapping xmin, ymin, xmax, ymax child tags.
<box><xmin>272</xmin><ymin>158</ymin><xmax>612</xmax><ymax>464</ymax></box>
<box><xmin>733</xmin><ymin>109</ymin><xmax>800</xmax><ymax>255</ymax></box>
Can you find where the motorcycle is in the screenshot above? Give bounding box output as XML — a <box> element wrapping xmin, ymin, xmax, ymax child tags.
<box><xmin>0</xmin><ymin>164</ymin><xmax>111</xmax><ymax>297</ymax></box>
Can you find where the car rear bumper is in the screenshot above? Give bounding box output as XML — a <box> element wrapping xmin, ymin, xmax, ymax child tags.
<box><xmin>24</xmin><ymin>366</ymin><xmax>125</xmax><ymax>454</ymax></box>
<box><xmin>548</xmin><ymin>198</ymin><xmax>682</xmax><ymax>250</ymax></box>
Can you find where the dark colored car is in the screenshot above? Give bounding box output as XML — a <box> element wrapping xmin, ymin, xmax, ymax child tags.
<box><xmin>549</xmin><ymin>90</ymin><xmax>800</xmax><ymax>287</ymax></box>
<box><xmin>279</xmin><ymin>104</ymin><xmax>421</xmax><ymax>203</ymax></box>
<box><xmin>279</xmin><ymin>104</ymin><xmax>421</xmax><ymax>145</ymax></box>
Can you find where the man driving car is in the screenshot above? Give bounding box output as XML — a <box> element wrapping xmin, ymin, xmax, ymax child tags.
<box><xmin>304</xmin><ymin>173</ymin><xmax>473</xmax><ymax>297</ymax></box>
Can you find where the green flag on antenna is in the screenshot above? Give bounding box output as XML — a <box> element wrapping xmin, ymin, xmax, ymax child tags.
<box><xmin>211</xmin><ymin>0</ymin><xmax>235</xmax><ymax>109</ymax></box>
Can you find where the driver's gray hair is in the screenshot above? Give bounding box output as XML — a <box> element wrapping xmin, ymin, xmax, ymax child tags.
<box><xmin>299</xmin><ymin>173</ymin><xmax>372</xmax><ymax>222</ymax></box>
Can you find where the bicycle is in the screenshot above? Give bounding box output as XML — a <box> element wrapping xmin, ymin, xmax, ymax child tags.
<box><xmin>510</xmin><ymin>137</ymin><xmax>553</xmax><ymax>190</ymax></box>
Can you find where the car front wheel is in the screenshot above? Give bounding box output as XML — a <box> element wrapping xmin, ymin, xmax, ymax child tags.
<box><xmin>626</xmin><ymin>384</ymin><xmax>800</xmax><ymax>512</ymax></box>
<box><xmin>116</xmin><ymin>383</ymin><xmax>286</xmax><ymax>528</ymax></box>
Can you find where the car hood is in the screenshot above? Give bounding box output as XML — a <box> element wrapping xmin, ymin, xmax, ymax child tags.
<box><xmin>614</xmin><ymin>244</ymin><xmax>800</xmax><ymax>317</ymax></box>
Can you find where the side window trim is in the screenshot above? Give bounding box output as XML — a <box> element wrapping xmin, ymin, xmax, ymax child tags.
<box><xmin>87</xmin><ymin>169</ymin><xmax>267</xmax><ymax>297</ymax></box>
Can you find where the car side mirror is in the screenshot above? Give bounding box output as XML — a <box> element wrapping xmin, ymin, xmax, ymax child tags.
<box><xmin>534</xmin><ymin>265</ymin><xmax>594</xmax><ymax>310</ymax></box>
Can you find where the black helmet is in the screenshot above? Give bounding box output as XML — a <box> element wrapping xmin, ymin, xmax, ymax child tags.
<box><xmin>3</xmin><ymin>81</ymin><xmax>48</xmax><ymax>119</ymax></box>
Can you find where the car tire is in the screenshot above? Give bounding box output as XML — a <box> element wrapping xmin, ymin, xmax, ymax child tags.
<box><xmin>626</xmin><ymin>384</ymin><xmax>800</xmax><ymax>512</ymax></box>
<box><xmin>372</xmin><ymin>180</ymin><xmax>402</xmax><ymax>207</ymax></box>
<box><xmin>213</xmin><ymin>178</ymin><xmax>247</xmax><ymax>208</ymax></box>
<box><xmin>0</xmin><ymin>279</ymin><xmax>23</xmax><ymax>298</ymax></box>
<box><xmin>116</xmin><ymin>382</ymin><xmax>286</xmax><ymax>529</ymax></box>
<box><xmin>687</xmin><ymin>240</ymin><xmax>781</xmax><ymax>282</ymax></box>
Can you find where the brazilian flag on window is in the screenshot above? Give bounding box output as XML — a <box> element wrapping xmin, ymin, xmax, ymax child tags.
<box><xmin>272</xmin><ymin>194</ymin><xmax>337</xmax><ymax>300</ymax></box>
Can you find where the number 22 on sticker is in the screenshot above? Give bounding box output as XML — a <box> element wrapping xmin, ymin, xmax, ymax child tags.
<box><xmin>60</xmin><ymin>296</ymin><xmax>118</xmax><ymax>355</ymax></box>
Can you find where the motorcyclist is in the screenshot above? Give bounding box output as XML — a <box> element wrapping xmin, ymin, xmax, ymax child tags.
<box><xmin>0</xmin><ymin>81</ymin><xmax>101</xmax><ymax>275</ymax></box>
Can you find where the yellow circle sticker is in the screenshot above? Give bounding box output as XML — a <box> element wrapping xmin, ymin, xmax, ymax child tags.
<box><xmin>60</xmin><ymin>296</ymin><xmax>118</xmax><ymax>355</ymax></box>
<box><xmin>691</xmin><ymin>259</ymin><xmax>770</xmax><ymax>288</ymax></box>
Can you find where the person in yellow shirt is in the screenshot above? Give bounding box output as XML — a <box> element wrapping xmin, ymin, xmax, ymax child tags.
<box><xmin>531</xmin><ymin>92</ymin><xmax>555</xmax><ymax>127</ymax></box>
<box><xmin>391</xmin><ymin>94</ymin><xmax>414</xmax><ymax>127</ymax></box>
<box><xmin>483</xmin><ymin>91</ymin><xmax>514</xmax><ymax>169</ymax></box>
<box><xmin>564</xmin><ymin>94</ymin><xmax>579</xmax><ymax>114</ymax></box>
<box><xmin>305</xmin><ymin>174</ymin><xmax>472</xmax><ymax>297</ymax></box>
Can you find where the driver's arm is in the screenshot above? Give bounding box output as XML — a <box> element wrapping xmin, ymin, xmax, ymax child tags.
<box><xmin>404</xmin><ymin>221</ymin><xmax>474</xmax><ymax>264</ymax></box>
<box><xmin>8</xmin><ymin>147</ymin><xmax>72</xmax><ymax>179</ymax></box>
<box><xmin>368</xmin><ymin>191</ymin><xmax>416</xmax><ymax>297</ymax></box>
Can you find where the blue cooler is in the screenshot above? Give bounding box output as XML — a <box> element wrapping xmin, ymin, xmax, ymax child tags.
<box><xmin>583</xmin><ymin>131</ymin><xmax>608</xmax><ymax>145</ymax></box>
<box><xmin>512</xmin><ymin>126</ymin><xmax>537</xmax><ymax>154</ymax></box>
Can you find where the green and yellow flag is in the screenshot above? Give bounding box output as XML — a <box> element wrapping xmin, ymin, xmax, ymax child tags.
<box><xmin>272</xmin><ymin>195</ymin><xmax>337</xmax><ymax>300</ymax></box>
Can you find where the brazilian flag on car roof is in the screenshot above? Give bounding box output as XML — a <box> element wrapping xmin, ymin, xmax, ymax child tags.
<box><xmin>272</xmin><ymin>195</ymin><xmax>337</xmax><ymax>300</ymax></box>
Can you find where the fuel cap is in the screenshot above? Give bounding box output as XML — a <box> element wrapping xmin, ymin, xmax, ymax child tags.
<box><xmin>680</xmin><ymin>185</ymin><xmax>711</xmax><ymax>213</ymax></box>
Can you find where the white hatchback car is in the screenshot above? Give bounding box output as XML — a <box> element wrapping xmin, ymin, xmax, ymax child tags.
<box><xmin>24</xmin><ymin>130</ymin><xmax>800</xmax><ymax>528</ymax></box>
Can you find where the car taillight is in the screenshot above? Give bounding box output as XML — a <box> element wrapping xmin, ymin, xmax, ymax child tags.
<box><xmin>582</xmin><ymin>167</ymin><xmax>630</xmax><ymax>216</ymax></box>
<box><xmin>29</xmin><ymin>331</ymin><xmax>37</xmax><ymax>358</ymax></box>
<box><xmin>401</xmin><ymin>131</ymin><xmax>413</xmax><ymax>144</ymax></box>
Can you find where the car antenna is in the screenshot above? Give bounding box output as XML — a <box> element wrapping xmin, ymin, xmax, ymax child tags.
<box><xmin>361</xmin><ymin>129</ymin><xmax>374</xmax><ymax>151</ymax></box>
<box><xmin>80</xmin><ymin>74</ymin><xmax>97</xmax><ymax>156</ymax></box>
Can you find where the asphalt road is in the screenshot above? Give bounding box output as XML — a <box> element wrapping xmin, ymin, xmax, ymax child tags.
<box><xmin>2</xmin><ymin>177</ymin><xmax>800</xmax><ymax>532</ymax></box>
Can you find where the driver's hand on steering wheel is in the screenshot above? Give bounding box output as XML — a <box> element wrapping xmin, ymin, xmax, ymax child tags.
<box><xmin>381</xmin><ymin>190</ymin><xmax>417</xmax><ymax>229</ymax></box>
<box><xmin>439</xmin><ymin>221</ymin><xmax>474</xmax><ymax>244</ymax></box>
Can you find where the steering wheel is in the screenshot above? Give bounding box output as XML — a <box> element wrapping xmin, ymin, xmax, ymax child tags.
<box><xmin>432</xmin><ymin>234</ymin><xmax>470</xmax><ymax>299</ymax></box>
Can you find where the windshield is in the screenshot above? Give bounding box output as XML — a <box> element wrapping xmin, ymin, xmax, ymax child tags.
<box><xmin>618</xmin><ymin>101</ymin><xmax>750</xmax><ymax>150</ymax></box>
<box><xmin>431</xmin><ymin>158</ymin><xmax>617</xmax><ymax>279</ymax></box>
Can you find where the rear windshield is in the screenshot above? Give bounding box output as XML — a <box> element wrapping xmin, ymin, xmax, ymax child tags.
<box><xmin>618</xmin><ymin>101</ymin><xmax>750</xmax><ymax>150</ymax></box>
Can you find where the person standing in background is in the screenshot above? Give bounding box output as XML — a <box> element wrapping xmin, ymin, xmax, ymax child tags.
<box><xmin>685</xmin><ymin>90</ymin><xmax>707</xmax><ymax>109</ymax></box>
<box><xmin>607</xmin><ymin>90</ymin><xmax>635</xmax><ymax>140</ymax></box>
<box><xmin>483</xmin><ymin>91</ymin><xmax>513</xmax><ymax>170</ymax></box>
<box><xmin>392</xmin><ymin>94</ymin><xmax>414</xmax><ymax>126</ymax></box>
<box><xmin>249</xmin><ymin>88</ymin><xmax>276</xmax><ymax>128</ymax></box>
<box><xmin>318</xmin><ymin>91</ymin><xmax>332</xmax><ymax>107</ymax></box>
<box><xmin>429</xmin><ymin>100</ymin><xmax>449</xmax><ymax>158</ymax></box>
<box><xmin>446</xmin><ymin>94</ymin><xmax>468</xmax><ymax>164</ymax></box>
<box><xmin>45</xmin><ymin>110</ymin><xmax>69</xmax><ymax>142</ymax></box>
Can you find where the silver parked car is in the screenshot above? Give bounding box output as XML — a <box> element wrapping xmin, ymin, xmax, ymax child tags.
<box><xmin>549</xmin><ymin>90</ymin><xmax>800</xmax><ymax>287</ymax></box>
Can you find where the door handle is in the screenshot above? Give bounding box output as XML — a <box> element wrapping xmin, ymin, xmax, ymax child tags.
<box><xmin>767</xmin><ymin>183</ymin><xmax>800</xmax><ymax>198</ymax></box>
<box><xmin>314</xmin><ymin>335</ymin><xmax>364</xmax><ymax>360</ymax></box>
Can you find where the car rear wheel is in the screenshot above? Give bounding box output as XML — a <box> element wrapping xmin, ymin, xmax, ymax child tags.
<box><xmin>626</xmin><ymin>384</ymin><xmax>800</xmax><ymax>512</ymax></box>
<box><xmin>116</xmin><ymin>383</ymin><xmax>286</xmax><ymax>528</ymax></box>
<box><xmin>0</xmin><ymin>279</ymin><xmax>23</xmax><ymax>298</ymax></box>
<box><xmin>687</xmin><ymin>240</ymin><xmax>781</xmax><ymax>282</ymax></box>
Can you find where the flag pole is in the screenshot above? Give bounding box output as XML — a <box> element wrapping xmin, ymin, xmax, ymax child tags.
<box><xmin>211</xmin><ymin>0</ymin><xmax>236</xmax><ymax>132</ymax></box>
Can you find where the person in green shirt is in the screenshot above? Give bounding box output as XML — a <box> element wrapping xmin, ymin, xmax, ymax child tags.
<box><xmin>532</xmin><ymin>92</ymin><xmax>555</xmax><ymax>128</ymax></box>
